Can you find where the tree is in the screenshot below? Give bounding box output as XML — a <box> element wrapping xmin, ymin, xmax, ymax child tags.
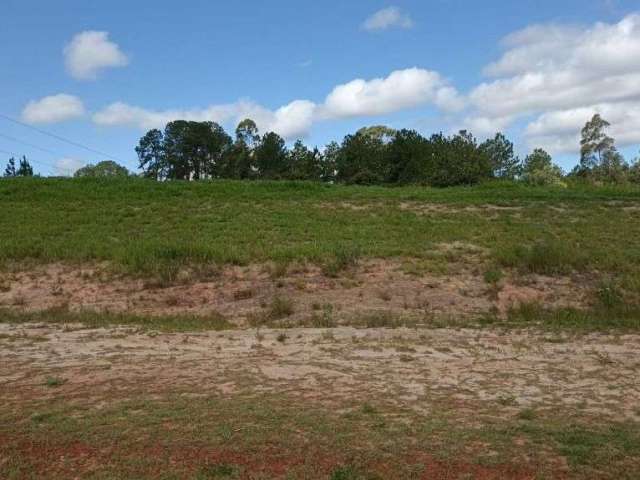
<box><xmin>320</xmin><ymin>141</ymin><xmax>340</xmax><ymax>183</ymax></box>
<box><xmin>598</xmin><ymin>149</ymin><xmax>628</xmax><ymax>183</ymax></box>
<box><xmin>74</xmin><ymin>160</ymin><xmax>129</xmax><ymax>178</ymax></box>
<box><xmin>521</xmin><ymin>149</ymin><xmax>564</xmax><ymax>186</ymax></box>
<box><xmin>235</xmin><ymin>119</ymin><xmax>260</xmax><ymax>149</ymax></box>
<box><xmin>427</xmin><ymin>131</ymin><xmax>493</xmax><ymax>187</ymax></box>
<box><xmin>16</xmin><ymin>156</ymin><xmax>33</xmax><ymax>177</ymax></box>
<box><xmin>385</xmin><ymin>129</ymin><xmax>431</xmax><ymax>184</ymax></box>
<box><xmin>136</xmin><ymin>121</ymin><xmax>232</xmax><ymax>180</ymax></box>
<box><xmin>287</xmin><ymin>140</ymin><xmax>323</xmax><ymax>181</ymax></box>
<box><xmin>579</xmin><ymin>114</ymin><xmax>616</xmax><ymax>170</ymax></box>
<box><xmin>335</xmin><ymin>132</ymin><xmax>388</xmax><ymax>184</ymax></box>
<box><xmin>217</xmin><ymin>119</ymin><xmax>260</xmax><ymax>180</ymax></box>
<box><xmin>3</xmin><ymin>157</ymin><xmax>16</xmax><ymax>177</ymax></box>
<box><xmin>629</xmin><ymin>153</ymin><xmax>640</xmax><ymax>184</ymax></box>
<box><xmin>480</xmin><ymin>133</ymin><xmax>521</xmax><ymax>179</ymax></box>
<box><xmin>136</xmin><ymin>129</ymin><xmax>165</xmax><ymax>180</ymax></box>
<box><xmin>255</xmin><ymin>132</ymin><xmax>288</xmax><ymax>179</ymax></box>
<box><xmin>356</xmin><ymin>125</ymin><xmax>396</xmax><ymax>143</ymax></box>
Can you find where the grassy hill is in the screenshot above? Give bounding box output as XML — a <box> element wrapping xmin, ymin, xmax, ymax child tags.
<box><xmin>2</xmin><ymin>177</ymin><xmax>640</xmax><ymax>277</ymax></box>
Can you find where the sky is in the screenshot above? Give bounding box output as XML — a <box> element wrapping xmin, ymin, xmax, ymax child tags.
<box><xmin>2</xmin><ymin>0</ymin><xmax>640</xmax><ymax>176</ymax></box>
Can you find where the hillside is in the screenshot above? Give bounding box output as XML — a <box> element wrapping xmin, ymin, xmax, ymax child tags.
<box><xmin>2</xmin><ymin>178</ymin><xmax>640</xmax><ymax>479</ymax></box>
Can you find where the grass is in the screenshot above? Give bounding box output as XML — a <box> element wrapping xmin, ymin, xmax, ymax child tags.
<box><xmin>44</xmin><ymin>376</ymin><xmax>66</xmax><ymax>388</ymax></box>
<box><xmin>498</xmin><ymin>302</ymin><xmax>640</xmax><ymax>331</ymax></box>
<box><xmin>2</xmin><ymin>393</ymin><xmax>638</xmax><ymax>479</ymax></box>
<box><xmin>2</xmin><ymin>300</ymin><xmax>639</xmax><ymax>333</ymax></box>
<box><xmin>0</xmin><ymin>307</ymin><xmax>232</xmax><ymax>332</ymax></box>
<box><xmin>1</xmin><ymin>177</ymin><xmax>640</xmax><ymax>278</ymax></box>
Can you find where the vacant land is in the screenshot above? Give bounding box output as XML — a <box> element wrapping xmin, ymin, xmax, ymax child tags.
<box><xmin>2</xmin><ymin>178</ymin><xmax>640</xmax><ymax>478</ymax></box>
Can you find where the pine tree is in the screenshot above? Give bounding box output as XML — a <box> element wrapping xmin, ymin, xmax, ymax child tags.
<box><xmin>16</xmin><ymin>156</ymin><xmax>34</xmax><ymax>176</ymax></box>
<box><xmin>3</xmin><ymin>157</ymin><xmax>16</xmax><ymax>177</ymax></box>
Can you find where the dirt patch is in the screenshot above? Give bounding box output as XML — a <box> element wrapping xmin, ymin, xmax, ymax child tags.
<box><xmin>2</xmin><ymin>323</ymin><xmax>638</xmax><ymax>420</ymax></box>
<box><xmin>0</xmin><ymin>261</ymin><xmax>593</xmax><ymax>325</ymax></box>
<box><xmin>399</xmin><ymin>202</ymin><xmax>524</xmax><ymax>217</ymax></box>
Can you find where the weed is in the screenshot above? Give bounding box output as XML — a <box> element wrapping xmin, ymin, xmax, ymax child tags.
<box><xmin>268</xmin><ymin>296</ymin><xmax>294</xmax><ymax>320</ymax></box>
<box><xmin>276</xmin><ymin>332</ymin><xmax>288</xmax><ymax>343</ymax></box>
<box><xmin>483</xmin><ymin>267</ymin><xmax>503</xmax><ymax>284</ymax></box>
<box><xmin>517</xmin><ymin>408</ymin><xmax>536</xmax><ymax>421</ymax></box>
<box><xmin>596</xmin><ymin>280</ymin><xmax>624</xmax><ymax>309</ymax></box>
<box><xmin>44</xmin><ymin>376</ymin><xmax>66</xmax><ymax>388</ymax></box>
<box><xmin>322</xmin><ymin>245</ymin><xmax>361</xmax><ymax>277</ymax></box>
<box><xmin>309</xmin><ymin>303</ymin><xmax>336</xmax><ymax>328</ymax></box>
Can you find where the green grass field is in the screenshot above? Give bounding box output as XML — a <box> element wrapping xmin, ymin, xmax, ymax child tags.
<box><xmin>2</xmin><ymin>177</ymin><xmax>640</xmax><ymax>275</ymax></box>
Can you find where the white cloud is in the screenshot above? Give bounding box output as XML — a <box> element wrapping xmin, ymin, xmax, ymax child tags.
<box><xmin>525</xmin><ymin>102</ymin><xmax>640</xmax><ymax>154</ymax></box>
<box><xmin>64</xmin><ymin>31</ymin><xmax>129</xmax><ymax>80</ymax></box>
<box><xmin>54</xmin><ymin>158</ymin><xmax>85</xmax><ymax>176</ymax></box>
<box><xmin>457</xmin><ymin>115</ymin><xmax>515</xmax><ymax>139</ymax></box>
<box><xmin>268</xmin><ymin>101</ymin><xmax>317</xmax><ymax>140</ymax></box>
<box><xmin>93</xmin><ymin>68</ymin><xmax>461</xmax><ymax>139</ymax></box>
<box><xmin>463</xmin><ymin>13</ymin><xmax>640</xmax><ymax>153</ymax></box>
<box><xmin>362</xmin><ymin>6</ymin><xmax>414</xmax><ymax>31</ymax></box>
<box><xmin>21</xmin><ymin>94</ymin><xmax>85</xmax><ymax>124</ymax></box>
<box><xmin>321</xmin><ymin>68</ymin><xmax>464</xmax><ymax>118</ymax></box>
<box><xmin>93</xmin><ymin>99</ymin><xmax>315</xmax><ymax>140</ymax></box>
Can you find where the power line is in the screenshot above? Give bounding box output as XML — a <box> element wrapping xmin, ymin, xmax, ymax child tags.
<box><xmin>0</xmin><ymin>112</ymin><xmax>124</xmax><ymax>162</ymax></box>
<box><xmin>0</xmin><ymin>132</ymin><xmax>60</xmax><ymax>157</ymax></box>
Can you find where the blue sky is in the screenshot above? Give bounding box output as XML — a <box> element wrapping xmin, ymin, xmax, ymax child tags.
<box><xmin>2</xmin><ymin>0</ymin><xmax>640</xmax><ymax>175</ymax></box>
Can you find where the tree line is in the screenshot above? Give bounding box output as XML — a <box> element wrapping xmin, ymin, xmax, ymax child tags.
<box><xmin>3</xmin><ymin>113</ymin><xmax>640</xmax><ymax>185</ymax></box>
<box><xmin>134</xmin><ymin>115</ymin><xmax>640</xmax><ymax>186</ymax></box>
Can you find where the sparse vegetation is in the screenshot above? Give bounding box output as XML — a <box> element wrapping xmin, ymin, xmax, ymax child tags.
<box><xmin>0</xmin><ymin>307</ymin><xmax>231</xmax><ymax>332</ymax></box>
<box><xmin>44</xmin><ymin>376</ymin><xmax>66</xmax><ymax>388</ymax></box>
<box><xmin>268</xmin><ymin>296</ymin><xmax>294</xmax><ymax>320</ymax></box>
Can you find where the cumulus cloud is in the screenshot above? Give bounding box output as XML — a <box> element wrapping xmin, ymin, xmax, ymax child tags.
<box><xmin>64</xmin><ymin>31</ymin><xmax>129</xmax><ymax>80</ymax></box>
<box><xmin>21</xmin><ymin>94</ymin><xmax>85</xmax><ymax>124</ymax></box>
<box><xmin>54</xmin><ymin>158</ymin><xmax>85</xmax><ymax>176</ymax></box>
<box><xmin>93</xmin><ymin>99</ymin><xmax>315</xmax><ymax>140</ymax></box>
<box><xmin>465</xmin><ymin>13</ymin><xmax>640</xmax><ymax>152</ymax></box>
<box><xmin>93</xmin><ymin>68</ymin><xmax>461</xmax><ymax>139</ymax></box>
<box><xmin>525</xmin><ymin>102</ymin><xmax>640</xmax><ymax>153</ymax></box>
<box><xmin>362</xmin><ymin>6</ymin><xmax>413</xmax><ymax>31</ymax></box>
<box><xmin>321</xmin><ymin>68</ymin><xmax>464</xmax><ymax>118</ymax></box>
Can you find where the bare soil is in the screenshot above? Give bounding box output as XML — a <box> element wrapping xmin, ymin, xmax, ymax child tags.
<box><xmin>2</xmin><ymin>322</ymin><xmax>638</xmax><ymax>420</ymax></box>
<box><xmin>0</xmin><ymin>260</ymin><xmax>593</xmax><ymax>325</ymax></box>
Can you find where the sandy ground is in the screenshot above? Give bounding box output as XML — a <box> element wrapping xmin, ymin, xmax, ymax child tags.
<box><xmin>0</xmin><ymin>261</ymin><xmax>593</xmax><ymax>324</ymax></box>
<box><xmin>2</xmin><ymin>323</ymin><xmax>638</xmax><ymax>421</ymax></box>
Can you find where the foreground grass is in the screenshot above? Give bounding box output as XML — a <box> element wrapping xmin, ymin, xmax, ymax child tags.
<box><xmin>2</xmin><ymin>177</ymin><xmax>640</xmax><ymax>279</ymax></box>
<box><xmin>2</xmin><ymin>393</ymin><xmax>638</xmax><ymax>479</ymax></box>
